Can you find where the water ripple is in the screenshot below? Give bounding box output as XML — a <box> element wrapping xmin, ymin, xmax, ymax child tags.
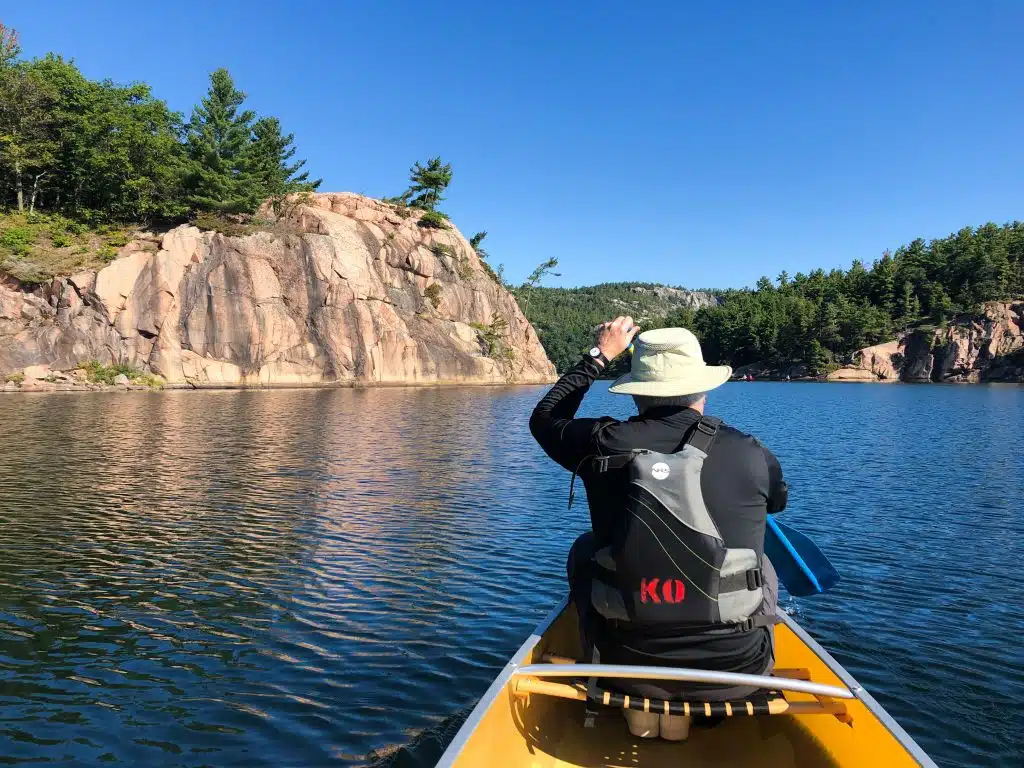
<box><xmin>0</xmin><ymin>383</ymin><xmax>1021</xmax><ymax>766</ymax></box>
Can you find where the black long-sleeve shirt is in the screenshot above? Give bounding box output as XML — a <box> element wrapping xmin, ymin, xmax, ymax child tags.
<box><xmin>529</xmin><ymin>357</ymin><xmax>788</xmax><ymax>678</ymax></box>
<box><xmin>529</xmin><ymin>357</ymin><xmax>788</xmax><ymax>550</ymax></box>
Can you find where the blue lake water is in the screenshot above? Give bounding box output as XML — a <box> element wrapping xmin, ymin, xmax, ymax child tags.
<box><xmin>0</xmin><ymin>382</ymin><xmax>1021</xmax><ymax>767</ymax></box>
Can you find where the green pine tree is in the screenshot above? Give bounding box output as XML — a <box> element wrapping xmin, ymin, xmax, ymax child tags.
<box><xmin>517</xmin><ymin>257</ymin><xmax>560</xmax><ymax>317</ymax></box>
<box><xmin>405</xmin><ymin>157</ymin><xmax>452</xmax><ymax>211</ymax></box>
<box><xmin>184</xmin><ymin>68</ymin><xmax>256</xmax><ymax>214</ymax></box>
<box><xmin>805</xmin><ymin>339</ymin><xmax>831</xmax><ymax>375</ymax></box>
<box><xmin>896</xmin><ymin>282</ymin><xmax>921</xmax><ymax>326</ymax></box>
<box><xmin>246</xmin><ymin>116</ymin><xmax>320</xmax><ymax>210</ymax></box>
<box><xmin>469</xmin><ymin>231</ymin><xmax>488</xmax><ymax>260</ymax></box>
<box><xmin>928</xmin><ymin>285</ymin><xmax>955</xmax><ymax>326</ymax></box>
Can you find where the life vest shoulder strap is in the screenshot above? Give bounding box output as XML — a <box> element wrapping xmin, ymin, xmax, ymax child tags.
<box><xmin>587</xmin><ymin>416</ymin><xmax>724</xmax><ymax>474</ymax></box>
<box><xmin>683</xmin><ymin>415</ymin><xmax>722</xmax><ymax>455</ymax></box>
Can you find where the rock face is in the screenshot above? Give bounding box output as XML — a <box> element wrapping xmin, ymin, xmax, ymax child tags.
<box><xmin>0</xmin><ymin>193</ymin><xmax>556</xmax><ymax>388</ymax></box>
<box><xmin>834</xmin><ymin>301</ymin><xmax>1024</xmax><ymax>383</ymax></box>
<box><xmin>731</xmin><ymin>302</ymin><xmax>1023</xmax><ymax>384</ymax></box>
<box><xmin>824</xmin><ymin>367</ymin><xmax>878</xmax><ymax>382</ymax></box>
<box><xmin>848</xmin><ymin>340</ymin><xmax>901</xmax><ymax>381</ymax></box>
<box><xmin>628</xmin><ymin>285</ymin><xmax>719</xmax><ymax>312</ymax></box>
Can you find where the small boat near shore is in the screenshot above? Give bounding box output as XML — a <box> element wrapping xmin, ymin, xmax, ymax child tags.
<box><xmin>438</xmin><ymin>598</ymin><xmax>937</xmax><ymax>767</ymax></box>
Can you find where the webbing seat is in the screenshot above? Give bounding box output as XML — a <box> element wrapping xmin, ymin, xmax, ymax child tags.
<box><xmin>511</xmin><ymin>659</ymin><xmax>852</xmax><ymax>722</ymax></box>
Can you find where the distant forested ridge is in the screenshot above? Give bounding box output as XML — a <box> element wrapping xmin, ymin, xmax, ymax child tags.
<box><xmin>522</xmin><ymin>224</ymin><xmax>1024</xmax><ymax>373</ymax></box>
<box><xmin>513</xmin><ymin>282</ymin><xmax>718</xmax><ymax>372</ymax></box>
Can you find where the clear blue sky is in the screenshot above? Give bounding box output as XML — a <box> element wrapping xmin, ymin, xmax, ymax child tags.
<box><xmin>5</xmin><ymin>2</ymin><xmax>1023</xmax><ymax>289</ymax></box>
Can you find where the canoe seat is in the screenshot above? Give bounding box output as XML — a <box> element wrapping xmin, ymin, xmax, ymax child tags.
<box><xmin>515</xmin><ymin>678</ymin><xmax>849</xmax><ymax>716</ymax></box>
<box><xmin>589</xmin><ymin>686</ymin><xmax>785</xmax><ymax>717</ymax></box>
<box><xmin>513</xmin><ymin>661</ymin><xmax>852</xmax><ymax>722</ymax></box>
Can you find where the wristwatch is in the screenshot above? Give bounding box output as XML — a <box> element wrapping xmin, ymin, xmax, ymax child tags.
<box><xmin>587</xmin><ymin>347</ymin><xmax>609</xmax><ymax>367</ymax></box>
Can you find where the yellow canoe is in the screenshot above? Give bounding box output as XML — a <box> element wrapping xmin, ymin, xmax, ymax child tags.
<box><xmin>438</xmin><ymin>598</ymin><xmax>937</xmax><ymax>767</ymax></box>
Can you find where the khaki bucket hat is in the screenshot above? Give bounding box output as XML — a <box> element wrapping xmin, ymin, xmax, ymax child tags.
<box><xmin>608</xmin><ymin>327</ymin><xmax>732</xmax><ymax>396</ymax></box>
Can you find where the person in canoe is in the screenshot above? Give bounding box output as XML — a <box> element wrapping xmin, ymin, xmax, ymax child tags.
<box><xmin>529</xmin><ymin>317</ymin><xmax>789</xmax><ymax>741</ymax></box>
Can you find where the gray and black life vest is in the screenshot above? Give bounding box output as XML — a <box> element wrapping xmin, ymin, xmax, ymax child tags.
<box><xmin>586</xmin><ymin>416</ymin><xmax>772</xmax><ymax>633</ymax></box>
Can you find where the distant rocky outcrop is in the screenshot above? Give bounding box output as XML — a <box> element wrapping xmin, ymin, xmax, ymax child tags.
<box><xmin>0</xmin><ymin>193</ymin><xmax>556</xmax><ymax>389</ymax></box>
<box><xmin>846</xmin><ymin>340</ymin><xmax>902</xmax><ymax>381</ymax></box>
<box><xmin>625</xmin><ymin>285</ymin><xmax>719</xmax><ymax>313</ymax></box>
<box><xmin>836</xmin><ymin>301</ymin><xmax>1023</xmax><ymax>383</ymax></box>
<box><xmin>730</xmin><ymin>301</ymin><xmax>1023</xmax><ymax>384</ymax></box>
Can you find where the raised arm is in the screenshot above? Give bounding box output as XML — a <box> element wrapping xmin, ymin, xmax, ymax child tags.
<box><xmin>529</xmin><ymin>357</ymin><xmax>605</xmax><ymax>471</ymax></box>
<box><xmin>529</xmin><ymin>316</ymin><xmax>639</xmax><ymax>472</ymax></box>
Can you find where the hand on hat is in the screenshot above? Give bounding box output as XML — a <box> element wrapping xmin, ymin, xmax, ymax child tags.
<box><xmin>596</xmin><ymin>316</ymin><xmax>641</xmax><ymax>363</ymax></box>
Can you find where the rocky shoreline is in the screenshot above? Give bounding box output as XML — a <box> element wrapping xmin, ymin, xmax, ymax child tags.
<box><xmin>3</xmin><ymin>363</ymin><xmax>160</xmax><ymax>393</ymax></box>
<box><xmin>2</xmin><ymin>362</ymin><xmax>551</xmax><ymax>394</ymax></box>
<box><xmin>732</xmin><ymin>301</ymin><xmax>1024</xmax><ymax>384</ymax></box>
<box><xmin>1</xmin><ymin>193</ymin><xmax>557</xmax><ymax>390</ymax></box>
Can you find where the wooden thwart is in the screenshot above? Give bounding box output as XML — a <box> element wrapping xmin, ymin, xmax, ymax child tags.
<box><xmin>513</xmin><ymin>678</ymin><xmax>848</xmax><ymax>718</ymax></box>
<box><xmin>542</xmin><ymin>654</ymin><xmax>578</xmax><ymax>665</ymax></box>
<box><xmin>772</xmin><ymin>668</ymin><xmax>812</xmax><ymax>680</ymax></box>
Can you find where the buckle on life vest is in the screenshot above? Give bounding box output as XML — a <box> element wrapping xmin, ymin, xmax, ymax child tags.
<box><xmin>591</xmin><ymin>453</ymin><xmax>642</xmax><ymax>474</ymax></box>
<box><xmin>746</xmin><ymin>568</ymin><xmax>764</xmax><ymax>590</ymax></box>
<box><xmin>738</xmin><ymin>617</ymin><xmax>757</xmax><ymax>632</ymax></box>
<box><xmin>735</xmin><ymin>614</ymin><xmax>776</xmax><ymax>632</ymax></box>
<box><xmin>696</xmin><ymin>419</ymin><xmax>718</xmax><ymax>436</ymax></box>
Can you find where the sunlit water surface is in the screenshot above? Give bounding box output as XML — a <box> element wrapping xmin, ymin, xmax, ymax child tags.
<box><xmin>0</xmin><ymin>382</ymin><xmax>1021</xmax><ymax>767</ymax></box>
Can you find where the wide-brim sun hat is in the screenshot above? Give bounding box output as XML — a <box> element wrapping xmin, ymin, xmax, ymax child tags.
<box><xmin>608</xmin><ymin>327</ymin><xmax>732</xmax><ymax>396</ymax></box>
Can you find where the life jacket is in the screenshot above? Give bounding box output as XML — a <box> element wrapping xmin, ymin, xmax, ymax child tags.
<box><xmin>585</xmin><ymin>416</ymin><xmax>773</xmax><ymax>634</ymax></box>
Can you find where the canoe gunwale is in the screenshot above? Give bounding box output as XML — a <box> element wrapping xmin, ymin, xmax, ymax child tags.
<box><xmin>513</xmin><ymin>663</ymin><xmax>854</xmax><ymax>699</ymax></box>
<box><xmin>778</xmin><ymin>612</ymin><xmax>939</xmax><ymax>768</ymax></box>
<box><xmin>437</xmin><ymin>599</ymin><xmax>939</xmax><ymax>768</ymax></box>
<box><xmin>436</xmin><ymin>597</ymin><xmax>569</xmax><ymax>768</ymax></box>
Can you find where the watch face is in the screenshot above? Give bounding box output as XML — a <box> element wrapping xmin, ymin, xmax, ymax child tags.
<box><xmin>589</xmin><ymin>347</ymin><xmax>601</xmax><ymax>358</ymax></box>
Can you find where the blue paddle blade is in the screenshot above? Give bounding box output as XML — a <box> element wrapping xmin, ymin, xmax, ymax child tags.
<box><xmin>764</xmin><ymin>517</ymin><xmax>840</xmax><ymax>597</ymax></box>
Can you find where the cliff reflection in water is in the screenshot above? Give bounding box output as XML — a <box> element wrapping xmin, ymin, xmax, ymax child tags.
<box><xmin>1</xmin><ymin>383</ymin><xmax>1020</xmax><ymax>767</ymax></box>
<box><xmin>0</xmin><ymin>387</ymin><xmax>567</xmax><ymax>766</ymax></box>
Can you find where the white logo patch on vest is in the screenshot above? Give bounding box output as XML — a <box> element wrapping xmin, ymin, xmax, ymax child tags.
<box><xmin>651</xmin><ymin>462</ymin><xmax>670</xmax><ymax>480</ymax></box>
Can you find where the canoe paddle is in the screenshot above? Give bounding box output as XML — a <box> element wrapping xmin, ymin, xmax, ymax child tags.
<box><xmin>764</xmin><ymin>517</ymin><xmax>840</xmax><ymax>597</ymax></box>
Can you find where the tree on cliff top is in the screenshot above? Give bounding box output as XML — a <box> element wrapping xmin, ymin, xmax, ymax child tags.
<box><xmin>469</xmin><ymin>231</ymin><xmax>488</xmax><ymax>259</ymax></box>
<box><xmin>517</xmin><ymin>257</ymin><xmax>560</xmax><ymax>317</ymax></box>
<box><xmin>0</xmin><ymin>39</ymin><xmax>188</xmax><ymax>220</ymax></box>
<box><xmin>0</xmin><ymin>56</ymin><xmax>58</xmax><ymax>214</ymax></box>
<box><xmin>0</xmin><ymin>22</ymin><xmax>20</xmax><ymax>66</ymax></box>
<box><xmin>36</xmin><ymin>54</ymin><xmax>189</xmax><ymax>221</ymax></box>
<box><xmin>247</xmin><ymin>116</ymin><xmax>321</xmax><ymax>210</ymax></box>
<box><xmin>184</xmin><ymin>68</ymin><xmax>256</xmax><ymax>214</ymax></box>
<box><xmin>471</xmin><ymin>230</ymin><xmax>507</xmax><ymax>285</ymax></box>
<box><xmin>185</xmin><ymin>70</ymin><xmax>318</xmax><ymax>214</ymax></box>
<box><xmin>404</xmin><ymin>157</ymin><xmax>452</xmax><ymax>211</ymax></box>
<box><xmin>0</xmin><ymin>23</ymin><xmax>324</xmax><ymax>238</ymax></box>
